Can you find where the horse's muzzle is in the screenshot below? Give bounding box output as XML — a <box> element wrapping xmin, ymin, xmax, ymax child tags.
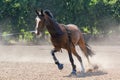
<box><xmin>35</xmin><ymin>30</ymin><xmax>40</xmax><ymax>35</ymax></box>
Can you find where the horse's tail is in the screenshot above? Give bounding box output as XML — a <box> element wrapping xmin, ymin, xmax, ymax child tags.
<box><xmin>85</xmin><ymin>42</ymin><xmax>94</xmax><ymax>57</ymax></box>
<box><xmin>78</xmin><ymin>35</ymin><xmax>94</xmax><ymax>58</ymax></box>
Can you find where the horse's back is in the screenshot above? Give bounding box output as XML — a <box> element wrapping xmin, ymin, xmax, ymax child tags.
<box><xmin>66</xmin><ymin>24</ymin><xmax>82</xmax><ymax>35</ymax></box>
<box><xmin>66</xmin><ymin>24</ymin><xmax>82</xmax><ymax>45</ymax></box>
<box><xmin>66</xmin><ymin>24</ymin><xmax>80</xmax><ymax>31</ymax></box>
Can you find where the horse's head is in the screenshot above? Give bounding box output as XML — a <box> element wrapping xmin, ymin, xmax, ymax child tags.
<box><xmin>35</xmin><ymin>9</ymin><xmax>53</xmax><ymax>35</ymax></box>
<box><xmin>35</xmin><ymin>9</ymin><xmax>45</xmax><ymax>35</ymax></box>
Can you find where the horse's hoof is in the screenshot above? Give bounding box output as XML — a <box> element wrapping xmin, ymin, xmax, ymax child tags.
<box><xmin>58</xmin><ymin>63</ymin><xmax>63</xmax><ymax>70</ymax></box>
<box><xmin>68</xmin><ymin>70</ymin><xmax>77</xmax><ymax>77</ymax></box>
<box><xmin>71</xmin><ymin>70</ymin><xmax>76</xmax><ymax>75</ymax></box>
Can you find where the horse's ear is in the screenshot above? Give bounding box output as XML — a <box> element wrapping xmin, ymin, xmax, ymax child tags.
<box><xmin>35</xmin><ymin>10</ymin><xmax>40</xmax><ymax>16</ymax></box>
<box><xmin>41</xmin><ymin>9</ymin><xmax>44</xmax><ymax>15</ymax></box>
<box><xmin>35</xmin><ymin>9</ymin><xmax>44</xmax><ymax>19</ymax></box>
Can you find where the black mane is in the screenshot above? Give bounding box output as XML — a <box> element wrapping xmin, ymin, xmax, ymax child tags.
<box><xmin>44</xmin><ymin>10</ymin><xmax>64</xmax><ymax>37</ymax></box>
<box><xmin>44</xmin><ymin>10</ymin><xmax>53</xmax><ymax>18</ymax></box>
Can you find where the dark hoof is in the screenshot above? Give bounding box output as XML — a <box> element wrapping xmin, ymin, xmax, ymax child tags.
<box><xmin>68</xmin><ymin>70</ymin><xmax>77</xmax><ymax>77</ymax></box>
<box><xmin>71</xmin><ymin>71</ymin><xmax>76</xmax><ymax>75</ymax></box>
<box><xmin>58</xmin><ymin>63</ymin><xmax>63</xmax><ymax>70</ymax></box>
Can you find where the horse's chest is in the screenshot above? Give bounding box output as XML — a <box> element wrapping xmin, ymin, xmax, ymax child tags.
<box><xmin>51</xmin><ymin>37</ymin><xmax>67</xmax><ymax>47</ymax></box>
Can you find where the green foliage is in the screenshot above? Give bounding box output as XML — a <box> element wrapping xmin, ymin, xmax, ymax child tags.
<box><xmin>2</xmin><ymin>32</ymin><xmax>9</xmax><ymax>41</ymax></box>
<box><xmin>0</xmin><ymin>0</ymin><xmax>120</xmax><ymax>35</ymax></box>
<box><xmin>92</xmin><ymin>27</ymin><xmax>99</xmax><ymax>34</ymax></box>
<box><xmin>19</xmin><ymin>29</ymin><xmax>33</xmax><ymax>42</ymax></box>
<box><xmin>2</xmin><ymin>31</ymin><xmax>11</xmax><ymax>44</ymax></box>
<box><xmin>45</xmin><ymin>30</ymin><xmax>49</xmax><ymax>35</ymax></box>
<box><xmin>82</xmin><ymin>27</ymin><xmax>91</xmax><ymax>33</ymax></box>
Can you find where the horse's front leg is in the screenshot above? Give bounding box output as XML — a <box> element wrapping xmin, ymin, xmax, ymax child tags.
<box><xmin>51</xmin><ymin>49</ymin><xmax>63</xmax><ymax>70</ymax></box>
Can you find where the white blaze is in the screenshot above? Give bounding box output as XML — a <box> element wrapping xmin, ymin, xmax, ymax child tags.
<box><xmin>35</xmin><ymin>16</ymin><xmax>41</xmax><ymax>34</ymax></box>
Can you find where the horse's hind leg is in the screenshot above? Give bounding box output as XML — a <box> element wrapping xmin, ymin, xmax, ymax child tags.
<box><xmin>71</xmin><ymin>47</ymin><xmax>85</xmax><ymax>73</ymax></box>
<box><xmin>51</xmin><ymin>49</ymin><xmax>63</xmax><ymax>70</ymax></box>
<box><xmin>67</xmin><ymin>50</ymin><xmax>76</xmax><ymax>75</ymax></box>
<box><xmin>78</xmin><ymin>38</ymin><xmax>93</xmax><ymax>72</ymax></box>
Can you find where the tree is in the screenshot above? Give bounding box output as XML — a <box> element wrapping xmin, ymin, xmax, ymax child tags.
<box><xmin>0</xmin><ymin>0</ymin><xmax>119</xmax><ymax>35</ymax></box>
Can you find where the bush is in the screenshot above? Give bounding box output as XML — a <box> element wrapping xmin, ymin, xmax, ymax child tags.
<box><xmin>2</xmin><ymin>32</ymin><xmax>10</xmax><ymax>44</ymax></box>
<box><xmin>19</xmin><ymin>29</ymin><xmax>34</xmax><ymax>43</ymax></box>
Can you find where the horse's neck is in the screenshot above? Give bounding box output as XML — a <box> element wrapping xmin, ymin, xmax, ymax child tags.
<box><xmin>46</xmin><ymin>18</ymin><xmax>64</xmax><ymax>38</ymax></box>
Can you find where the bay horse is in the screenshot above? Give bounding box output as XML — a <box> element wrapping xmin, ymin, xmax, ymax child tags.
<box><xmin>35</xmin><ymin>9</ymin><xmax>94</xmax><ymax>75</ymax></box>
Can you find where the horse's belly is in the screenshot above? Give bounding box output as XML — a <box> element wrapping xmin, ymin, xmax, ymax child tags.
<box><xmin>51</xmin><ymin>37</ymin><xmax>67</xmax><ymax>49</ymax></box>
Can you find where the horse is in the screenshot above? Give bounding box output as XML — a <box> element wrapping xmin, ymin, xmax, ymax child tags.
<box><xmin>35</xmin><ymin>9</ymin><xmax>95</xmax><ymax>76</ymax></box>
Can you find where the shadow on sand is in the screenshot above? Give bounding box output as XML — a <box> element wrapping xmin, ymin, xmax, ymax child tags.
<box><xmin>64</xmin><ymin>70</ymin><xmax>107</xmax><ymax>78</ymax></box>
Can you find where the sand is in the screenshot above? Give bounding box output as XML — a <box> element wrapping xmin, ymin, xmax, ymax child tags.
<box><xmin>0</xmin><ymin>45</ymin><xmax>120</xmax><ymax>80</ymax></box>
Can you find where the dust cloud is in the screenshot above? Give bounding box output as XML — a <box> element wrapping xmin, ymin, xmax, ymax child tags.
<box><xmin>0</xmin><ymin>24</ymin><xmax>120</xmax><ymax>71</ymax></box>
<box><xmin>0</xmin><ymin>45</ymin><xmax>53</xmax><ymax>63</ymax></box>
<box><xmin>0</xmin><ymin>44</ymin><xmax>120</xmax><ymax>71</ymax></box>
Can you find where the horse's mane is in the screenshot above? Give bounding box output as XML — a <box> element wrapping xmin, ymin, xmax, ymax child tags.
<box><xmin>44</xmin><ymin>10</ymin><xmax>53</xmax><ymax>18</ymax></box>
<box><xmin>44</xmin><ymin>9</ymin><xmax>64</xmax><ymax>37</ymax></box>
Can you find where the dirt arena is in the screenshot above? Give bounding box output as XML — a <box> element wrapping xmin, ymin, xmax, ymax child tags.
<box><xmin>0</xmin><ymin>44</ymin><xmax>120</xmax><ymax>80</ymax></box>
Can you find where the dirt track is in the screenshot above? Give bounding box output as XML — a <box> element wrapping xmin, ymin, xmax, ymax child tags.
<box><xmin>0</xmin><ymin>45</ymin><xmax>120</xmax><ymax>80</ymax></box>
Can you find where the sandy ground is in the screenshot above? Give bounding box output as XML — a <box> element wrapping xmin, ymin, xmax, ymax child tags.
<box><xmin>0</xmin><ymin>45</ymin><xmax>120</xmax><ymax>80</ymax></box>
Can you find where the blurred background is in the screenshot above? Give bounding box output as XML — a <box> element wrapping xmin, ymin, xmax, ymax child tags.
<box><xmin>0</xmin><ymin>0</ymin><xmax>120</xmax><ymax>45</ymax></box>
